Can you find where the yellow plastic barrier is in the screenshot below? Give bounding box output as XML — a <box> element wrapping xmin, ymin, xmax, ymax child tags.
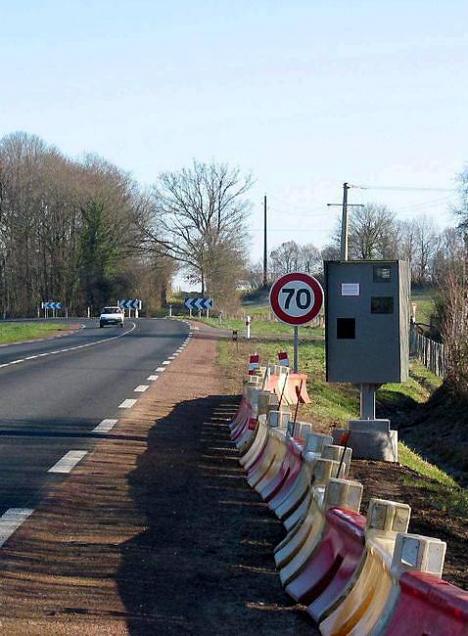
<box><xmin>319</xmin><ymin>498</ymin><xmax>411</xmax><ymax>635</ymax></box>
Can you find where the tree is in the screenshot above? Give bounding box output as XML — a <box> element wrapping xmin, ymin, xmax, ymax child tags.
<box><xmin>269</xmin><ymin>241</ymin><xmax>300</xmax><ymax>276</ymax></box>
<box><xmin>138</xmin><ymin>160</ymin><xmax>252</xmax><ymax>295</ymax></box>
<box><xmin>78</xmin><ymin>200</ymin><xmax>120</xmax><ymax>312</ymax></box>
<box><xmin>348</xmin><ymin>204</ymin><xmax>398</xmax><ymax>259</ymax></box>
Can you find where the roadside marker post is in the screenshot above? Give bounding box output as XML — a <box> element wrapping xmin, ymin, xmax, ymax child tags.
<box><xmin>269</xmin><ymin>272</ymin><xmax>324</xmax><ymax>372</ymax></box>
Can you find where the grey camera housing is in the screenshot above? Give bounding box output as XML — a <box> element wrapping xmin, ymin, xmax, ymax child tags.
<box><xmin>325</xmin><ymin>260</ymin><xmax>410</xmax><ymax>384</ymax></box>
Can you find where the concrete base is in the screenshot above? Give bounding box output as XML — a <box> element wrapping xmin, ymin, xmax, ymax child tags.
<box><xmin>332</xmin><ymin>419</ymin><xmax>398</xmax><ymax>462</ymax></box>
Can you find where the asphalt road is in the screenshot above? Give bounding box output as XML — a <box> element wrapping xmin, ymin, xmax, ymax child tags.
<box><xmin>0</xmin><ymin>317</ymin><xmax>189</xmax><ymax>520</ymax></box>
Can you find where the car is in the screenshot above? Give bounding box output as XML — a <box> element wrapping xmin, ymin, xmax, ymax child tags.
<box><xmin>99</xmin><ymin>306</ymin><xmax>124</xmax><ymax>328</ymax></box>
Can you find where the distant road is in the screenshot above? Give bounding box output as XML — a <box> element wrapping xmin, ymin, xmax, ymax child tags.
<box><xmin>0</xmin><ymin>318</ymin><xmax>188</xmax><ymax>519</ymax></box>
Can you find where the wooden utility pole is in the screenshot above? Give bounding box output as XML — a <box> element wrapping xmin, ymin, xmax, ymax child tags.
<box><xmin>263</xmin><ymin>195</ymin><xmax>268</xmax><ymax>286</ymax></box>
<box><xmin>327</xmin><ymin>183</ymin><xmax>364</xmax><ymax>260</ymax></box>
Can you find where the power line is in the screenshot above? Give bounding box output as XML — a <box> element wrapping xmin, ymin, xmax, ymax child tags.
<box><xmin>354</xmin><ymin>184</ymin><xmax>457</xmax><ymax>192</ymax></box>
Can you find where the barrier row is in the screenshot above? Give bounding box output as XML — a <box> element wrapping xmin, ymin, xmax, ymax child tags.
<box><xmin>231</xmin><ymin>364</ymin><xmax>468</xmax><ymax>636</ymax></box>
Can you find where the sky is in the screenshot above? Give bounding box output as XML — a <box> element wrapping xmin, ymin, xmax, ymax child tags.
<box><xmin>1</xmin><ymin>0</ymin><xmax>467</xmax><ymax>279</ymax></box>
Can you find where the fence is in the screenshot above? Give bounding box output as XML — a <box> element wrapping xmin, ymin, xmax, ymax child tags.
<box><xmin>409</xmin><ymin>323</ymin><xmax>446</xmax><ymax>377</ymax></box>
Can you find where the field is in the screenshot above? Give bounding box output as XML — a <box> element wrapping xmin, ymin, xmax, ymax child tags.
<box><xmin>0</xmin><ymin>322</ymin><xmax>73</xmax><ymax>345</ymax></box>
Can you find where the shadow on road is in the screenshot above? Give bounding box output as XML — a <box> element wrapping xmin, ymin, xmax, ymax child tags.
<box><xmin>117</xmin><ymin>394</ymin><xmax>315</xmax><ymax>635</ymax></box>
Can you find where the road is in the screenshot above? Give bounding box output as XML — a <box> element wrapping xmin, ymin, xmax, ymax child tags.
<box><xmin>0</xmin><ymin>317</ymin><xmax>189</xmax><ymax>533</ymax></box>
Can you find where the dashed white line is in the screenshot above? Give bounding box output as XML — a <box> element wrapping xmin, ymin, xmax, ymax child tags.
<box><xmin>168</xmin><ymin>355</ymin><xmax>177</xmax><ymax>360</ymax></box>
<box><xmin>0</xmin><ymin>508</ymin><xmax>34</xmax><ymax>547</ymax></box>
<box><xmin>48</xmin><ymin>450</ymin><xmax>88</xmax><ymax>474</ymax></box>
<box><xmin>147</xmin><ymin>375</ymin><xmax>159</xmax><ymax>381</ymax></box>
<box><xmin>155</xmin><ymin>367</ymin><xmax>166</xmax><ymax>372</ymax></box>
<box><xmin>93</xmin><ymin>418</ymin><xmax>118</xmax><ymax>433</ymax></box>
<box><xmin>134</xmin><ymin>385</ymin><xmax>149</xmax><ymax>393</ymax></box>
<box><xmin>162</xmin><ymin>360</ymin><xmax>171</xmax><ymax>365</ymax></box>
<box><xmin>119</xmin><ymin>399</ymin><xmax>137</xmax><ymax>409</ymax></box>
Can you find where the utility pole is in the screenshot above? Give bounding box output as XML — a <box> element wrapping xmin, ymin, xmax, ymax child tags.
<box><xmin>263</xmin><ymin>195</ymin><xmax>268</xmax><ymax>286</ymax></box>
<box><xmin>327</xmin><ymin>183</ymin><xmax>364</xmax><ymax>260</ymax></box>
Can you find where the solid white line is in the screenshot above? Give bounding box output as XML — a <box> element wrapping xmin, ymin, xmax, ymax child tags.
<box><xmin>134</xmin><ymin>385</ymin><xmax>149</xmax><ymax>392</ymax></box>
<box><xmin>119</xmin><ymin>398</ymin><xmax>137</xmax><ymax>408</ymax></box>
<box><xmin>0</xmin><ymin>508</ymin><xmax>34</xmax><ymax>547</ymax></box>
<box><xmin>0</xmin><ymin>322</ymin><xmax>138</xmax><ymax>372</ymax></box>
<box><xmin>155</xmin><ymin>367</ymin><xmax>166</xmax><ymax>372</ymax></box>
<box><xmin>48</xmin><ymin>450</ymin><xmax>88</xmax><ymax>474</ymax></box>
<box><xmin>93</xmin><ymin>418</ymin><xmax>118</xmax><ymax>433</ymax></box>
<box><xmin>147</xmin><ymin>375</ymin><xmax>159</xmax><ymax>381</ymax></box>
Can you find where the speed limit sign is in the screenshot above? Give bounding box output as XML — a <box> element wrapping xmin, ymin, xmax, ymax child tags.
<box><xmin>269</xmin><ymin>272</ymin><xmax>324</xmax><ymax>325</ymax></box>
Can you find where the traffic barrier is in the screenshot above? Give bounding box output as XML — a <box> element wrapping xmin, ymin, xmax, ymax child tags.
<box><xmin>247</xmin><ymin>427</ymin><xmax>289</xmax><ymax>490</ymax></box>
<box><xmin>319</xmin><ymin>498</ymin><xmax>411</xmax><ymax>635</ymax></box>
<box><xmin>286</xmin><ymin>507</ymin><xmax>367</xmax><ymax>615</ymax></box>
<box><xmin>232</xmin><ymin>354</ymin><xmax>468</xmax><ymax>635</ymax></box>
<box><xmin>248</xmin><ymin>353</ymin><xmax>260</xmax><ymax>374</ymax></box>
<box><xmin>279</xmin><ymin>478</ymin><xmax>363</xmax><ymax>590</ymax></box>
<box><xmin>280</xmin><ymin>372</ymin><xmax>312</xmax><ymax>405</ymax></box>
<box><xmin>259</xmin><ymin>437</ymin><xmax>303</xmax><ymax>503</ymax></box>
<box><xmin>380</xmin><ymin>571</ymin><xmax>468</xmax><ymax>636</ymax></box>
<box><xmin>275</xmin><ymin>459</ymin><xmax>341</xmax><ymax>573</ymax></box>
<box><xmin>270</xmin><ymin>433</ymin><xmax>333</xmax><ymax>517</ymax></box>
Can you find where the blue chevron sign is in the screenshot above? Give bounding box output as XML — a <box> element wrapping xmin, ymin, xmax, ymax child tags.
<box><xmin>118</xmin><ymin>299</ymin><xmax>142</xmax><ymax>310</ymax></box>
<box><xmin>184</xmin><ymin>297</ymin><xmax>214</xmax><ymax>311</ymax></box>
<box><xmin>42</xmin><ymin>301</ymin><xmax>62</xmax><ymax>310</ymax></box>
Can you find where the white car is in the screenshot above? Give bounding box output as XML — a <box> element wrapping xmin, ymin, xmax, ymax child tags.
<box><xmin>99</xmin><ymin>306</ymin><xmax>124</xmax><ymax>328</ymax></box>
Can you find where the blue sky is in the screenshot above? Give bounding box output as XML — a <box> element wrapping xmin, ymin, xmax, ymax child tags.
<box><xmin>1</xmin><ymin>0</ymin><xmax>467</xmax><ymax>265</ymax></box>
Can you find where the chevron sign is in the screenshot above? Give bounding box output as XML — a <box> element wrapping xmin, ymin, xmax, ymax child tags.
<box><xmin>118</xmin><ymin>299</ymin><xmax>142</xmax><ymax>310</ymax></box>
<box><xmin>184</xmin><ymin>298</ymin><xmax>214</xmax><ymax>311</ymax></box>
<box><xmin>41</xmin><ymin>301</ymin><xmax>62</xmax><ymax>310</ymax></box>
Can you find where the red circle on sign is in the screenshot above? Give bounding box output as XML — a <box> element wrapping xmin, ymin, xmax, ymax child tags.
<box><xmin>269</xmin><ymin>272</ymin><xmax>324</xmax><ymax>325</ymax></box>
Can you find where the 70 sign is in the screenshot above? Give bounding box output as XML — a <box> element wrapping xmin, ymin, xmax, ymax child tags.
<box><xmin>270</xmin><ymin>272</ymin><xmax>324</xmax><ymax>326</ymax></box>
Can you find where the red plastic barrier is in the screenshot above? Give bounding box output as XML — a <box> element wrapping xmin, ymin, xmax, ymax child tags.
<box><xmin>267</xmin><ymin>445</ymin><xmax>305</xmax><ymax>511</ymax></box>
<box><xmin>259</xmin><ymin>439</ymin><xmax>302</xmax><ymax>502</ymax></box>
<box><xmin>382</xmin><ymin>571</ymin><xmax>468</xmax><ymax>636</ymax></box>
<box><xmin>230</xmin><ymin>397</ymin><xmax>250</xmax><ymax>435</ymax></box>
<box><xmin>280</xmin><ymin>373</ymin><xmax>311</xmax><ymax>405</ymax></box>
<box><xmin>286</xmin><ymin>508</ymin><xmax>366</xmax><ymax>622</ymax></box>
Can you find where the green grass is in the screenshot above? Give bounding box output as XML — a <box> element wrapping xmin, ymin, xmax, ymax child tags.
<box><xmin>194</xmin><ymin>316</ymin><xmax>323</xmax><ymax>340</ymax></box>
<box><xmin>0</xmin><ymin>322</ymin><xmax>72</xmax><ymax>345</ymax></box>
<box><xmin>399</xmin><ymin>442</ymin><xmax>468</xmax><ymax>516</ymax></box>
<box><xmin>411</xmin><ymin>288</ymin><xmax>438</xmax><ymax>326</ymax></box>
<box><xmin>210</xmin><ymin>310</ymin><xmax>467</xmax><ymax>518</ymax></box>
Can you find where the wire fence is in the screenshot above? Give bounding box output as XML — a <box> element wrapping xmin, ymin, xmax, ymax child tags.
<box><xmin>409</xmin><ymin>323</ymin><xmax>446</xmax><ymax>377</ymax></box>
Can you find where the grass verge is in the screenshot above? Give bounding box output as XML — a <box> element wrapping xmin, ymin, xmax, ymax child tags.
<box><xmin>209</xmin><ymin>320</ymin><xmax>467</xmax><ymax>520</ymax></box>
<box><xmin>0</xmin><ymin>322</ymin><xmax>73</xmax><ymax>345</ymax></box>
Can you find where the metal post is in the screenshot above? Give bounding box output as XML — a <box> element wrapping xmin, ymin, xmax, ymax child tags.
<box><xmin>169</xmin><ymin>304</ymin><xmax>172</xmax><ymax>317</ymax></box>
<box><xmin>189</xmin><ymin>308</ymin><xmax>192</xmax><ymax>318</ymax></box>
<box><xmin>360</xmin><ymin>383</ymin><xmax>376</xmax><ymax>419</ymax></box>
<box><xmin>340</xmin><ymin>182</ymin><xmax>349</xmax><ymax>260</ymax></box>
<box><xmin>293</xmin><ymin>326</ymin><xmax>299</xmax><ymax>372</ymax></box>
<box><xmin>263</xmin><ymin>194</ymin><xmax>268</xmax><ymax>286</ymax></box>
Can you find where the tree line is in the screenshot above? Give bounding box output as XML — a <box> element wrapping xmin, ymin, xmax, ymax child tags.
<box><xmin>0</xmin><ymin>133</ymin><xmax>251</xmax><ymax>316</ymax></box>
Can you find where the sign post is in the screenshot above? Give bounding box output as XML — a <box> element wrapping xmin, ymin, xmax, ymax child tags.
<box><xmin>269</xmin><ymin>272</ymin><xmax>324</xmax><ymax>373</ymax></box>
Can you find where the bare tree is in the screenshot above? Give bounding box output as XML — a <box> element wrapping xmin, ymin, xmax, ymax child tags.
<box><xmin>270</xmin><ymin>241</ymin><xmax>300</xmax><ymax>276</ymax></box>
<box><xmin>138</xmin><ymin>160</ymin><xmax>252</xmax><ymax>294</ymax></box>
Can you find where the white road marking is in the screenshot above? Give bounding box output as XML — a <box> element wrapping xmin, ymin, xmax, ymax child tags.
<box><xmin>0</xmin><ymin>322</ymin><xmax>138</xmax><ymax>371</ymax></box>
<box><xmin>48</xmin><ymin>450</ymin><xmax>88</xmax><ymax>474</ymax></box>
<box><xmin>0</xmin><ymin>508</ymin><xmax>34</xmax><ymax>547</ymax></box>
<box><xmin>93</xmin><ymin>418</ymin><xmax>118</xmax><ymax>433</ymax></box>
<box><xmin>134</xmin><ymin>385</ymin><xmax>149</xmax><ymax>392</ymax></box>
<box><xmin>162</xmin><ymin>360</ymin><xmax>171</xmax><ymax>365</ymax></box>
<box><xmin>119</xmin><ymin>399</ymin><xmax>137</xmax><ymax>408</ymax></box>
<box><xmin>155</xmin><ymin>367</ymin><xmax>166</xmax><ymax>372</ymax></box>
<box><xmin>147</xmin><ymin>375</ymin><xmax>159</xmax><ymax>381</ymax></box>
<box><xmin>168</xmin><ymin>355</ymin><xmax>177</xmax><ymax>360</ymax></box>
